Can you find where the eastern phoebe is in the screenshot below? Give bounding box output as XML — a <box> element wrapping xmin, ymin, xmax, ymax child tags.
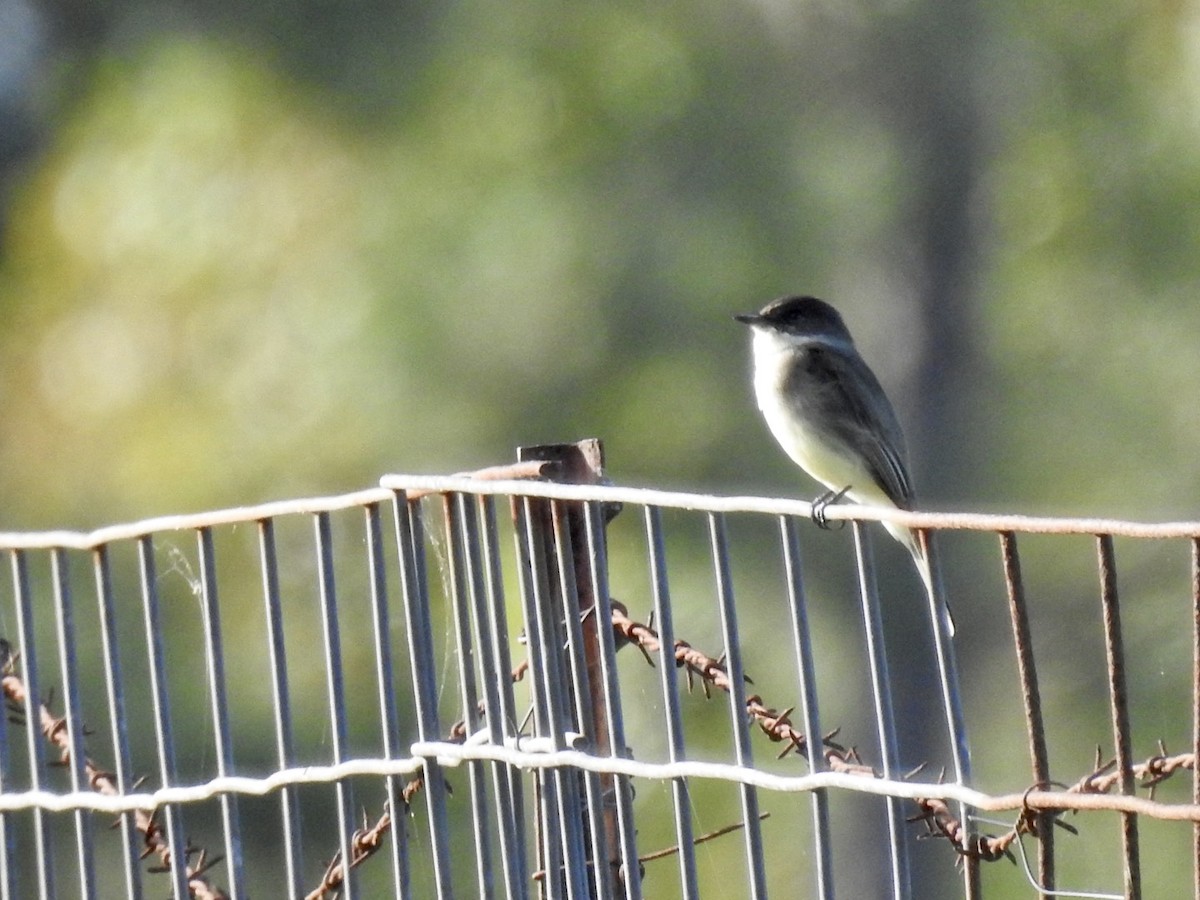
<box><xmin>735</xmin><ymin>295</ymin><xmax>952</xmax><ymax>633</ymax></box>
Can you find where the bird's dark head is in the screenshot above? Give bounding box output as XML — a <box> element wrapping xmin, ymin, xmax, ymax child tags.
<box><xmin>734</xmin><ymin>295</ymin><xmax>853</xmax><ymax>344</ymax></box>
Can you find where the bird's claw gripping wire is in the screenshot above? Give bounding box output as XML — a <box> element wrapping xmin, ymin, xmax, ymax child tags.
<box><xmin>811</xmin><ymin>486</ymin><xmax>851</xmax><ymax>530</ymax></box>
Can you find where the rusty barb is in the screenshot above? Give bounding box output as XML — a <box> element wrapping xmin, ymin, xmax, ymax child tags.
<box><xmin>1076</xmin><ymin>740</ymin><xmax>1194</xmax><ymax>798</ymax></box>
<box><xmin>909</xmin><ymin>737</ymin><xmax>1200</xmax><ymax>869</ymax></box>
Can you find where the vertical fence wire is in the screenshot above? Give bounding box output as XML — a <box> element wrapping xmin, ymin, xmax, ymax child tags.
<box><xmin>0</xmin><ymin>571</ymin><xmax>13</xmax><ymax>900</ymax></box>
<box><xmin>0</xmin><ymin>625</ymin><xmax>10</xmax><ymax>900</ymax></box>
<box><xmin>135</xmin><ymin>537</ymin><xmax>190</xmax><ymax>900</ymax></box>
<box><xmin>1095</xmin><ymin>535</ymin><xmax>1140</xmax><ymax>900</ymax></box>
<box><xmin>513</xmin><ymin>496</ymin><xmax>590</xmax><ymax>899</ymax></box>
<box><xmin>313</xmin><ymin>512</ymin><xmax>357</xmax><ymax>899</ymax></box>
<box><xmin>850</xmin><ymin>523</ymin><xmax>910</xmax><ymax>900</ymax></box>
<box><xmin>918</xmin><ymin>533</ymin><xmax>971</xmax><ymax>775</ymax></box>
<box><xmin>90</xmin><ymin>546</ymin><xmax>142</xmax><ymax>900</ymax></box>
<box><xmin>363</xmin><ymin>501</ymin><xmax>411</xmax><ymax>898</ymax></box>
<box><xmin>479</xmin><ymin>495</ymin><xmax>528</xmax><ymax>886</ymax></box>
<box><xmin>442</xmin><ymin>495</ymin><xmax>496</xmax><ymax>899</ymax></box>
<box><xmin>391</xmin><ymin>492</ymin><xmax>455</xmax><ymax>899</ymax></box>
<box><xmin>643</xmin><ymin>506</ymin><xmax>699</xmax><ymax>900</ymax></box>
<box><xmin>707</xmin><ymin>512</ymin><xmax>768</xmax><ymax>898</ymax></box>
<box><xmin>549</xmin><ymin>500</ymin><xmax>614</xmax><ymax>900</ymax></box>
<box><xmin>778</xmin><ymin>516</ymin><xmax>833</xmax><ymax>900</ymax></box>
<box><xmin>1193</xmin><ymin>537</ymin><xmax>1200</xmax><ymax>900</ymax></box>
<box><xmin>457</xmin><ymin>494</ymin><xmax>527</xmax><ymax>900</ymax></box>
<box><xmin>510</xmin><ymin>496</ymin><xmax>564</xmax><ymax>898</ymax></box>
<box><xmin>582</xmin><ymin>501</ymin><xmax>642</xmax><ymax>900</ymax></box>
<box><xmin>50</xmin><ymin>548</ymin><xmax>97</xmax><ymax>900</ymax></box>
<box><xmin>917</xmin><ymin>530</ymin><xmax>977</xmax><ymax>900</ymax></box>
<box><xmin>999</xmin><ymin>531</ymin><xmax>1054</xmax><ymax>897</ymax></box>
<box><xmin>194</xmin><ymin>528</ymin><xmax>246</xmax><ymax>898</ymax></box>
<box><xmin>9</xmin><ymin>549</ymin><xmax>54</xmax><ymax>900</ymax></box>
<box><xmin>255</xmin><ymin>519</ymin><xmax>305</xmax><ymax>898</ymax></box>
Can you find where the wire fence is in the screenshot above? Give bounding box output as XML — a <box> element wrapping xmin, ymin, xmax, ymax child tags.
<box><xmin>0</xmin><ymin>438</ymin><xmax>1196</xmax><ymax>899</ymax></box>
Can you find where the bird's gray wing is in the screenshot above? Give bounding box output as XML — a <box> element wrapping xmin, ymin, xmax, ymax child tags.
<box><xmin>784</xmin><ymin>343</ymin><xmax>915</xmax><ymax>508</ymax></box>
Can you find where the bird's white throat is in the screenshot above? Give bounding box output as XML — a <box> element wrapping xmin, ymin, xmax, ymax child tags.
<box><xmin>747</xmin><ymin>327</ymin><xmax>887</xmax><ymax>506</ymax></box>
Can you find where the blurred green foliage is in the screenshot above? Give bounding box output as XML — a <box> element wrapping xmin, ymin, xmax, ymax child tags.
<box><xmin>2</xmin><ymin>0</ymin><xmax>1200</xmax><ymax>896</ymax></box>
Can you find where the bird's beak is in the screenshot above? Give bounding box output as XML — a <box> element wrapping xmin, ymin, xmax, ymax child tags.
<box><xmin>733</xmin><ymin>313</ymin><xmax>760</xmax><ymax>326</ymax></box>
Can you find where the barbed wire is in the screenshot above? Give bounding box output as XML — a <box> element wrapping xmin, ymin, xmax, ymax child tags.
<box><xmin>0</xmin><ymin>641</ymin><xmax>230</xmax><ymax>900</ymax></box>
<box><xmin>606</xmin><ymin>600</ymin><xmax>1200</xmax><ymax>852</ymax></box>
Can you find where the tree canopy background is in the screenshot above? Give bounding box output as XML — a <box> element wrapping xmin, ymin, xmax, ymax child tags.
<box><xmin>1</xmin><ymin>1</ymin><xmax>1199</xmax><ymax>896</ymax></box>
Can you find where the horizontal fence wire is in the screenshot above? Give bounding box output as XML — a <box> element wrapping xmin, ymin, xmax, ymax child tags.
<box><xmin>8</xmin><ymin>477</ymin><xmax>1200</xmax><ymax>550</ymax></box>
<box><xmin>0</xmin><ymin>456</ymin><xmax>1195</xmax><ymax>899</ymax></box>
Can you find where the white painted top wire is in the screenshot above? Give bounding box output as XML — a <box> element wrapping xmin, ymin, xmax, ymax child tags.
<box><xmin>1</xmin><ymin>475</ymin><xmax>1198</xmax><ymax>551</ymax></box>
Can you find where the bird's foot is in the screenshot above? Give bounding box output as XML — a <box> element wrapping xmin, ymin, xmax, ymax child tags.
<box><xmin>811</xmin><ymin>486</ymin><xmax>851</xmax><ymax>530</ymax></box>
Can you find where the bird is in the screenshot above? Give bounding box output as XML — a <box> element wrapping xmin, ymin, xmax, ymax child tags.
<box><xmin>734</xmin><ymin>294</ymin><xmax>952</xmax><ymax>635</ymax></box>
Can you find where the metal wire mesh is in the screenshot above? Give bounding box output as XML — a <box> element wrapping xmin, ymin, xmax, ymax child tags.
<box><xmin>0</xmin><ymin>440</ymin><xmax>1196</xmax><ymax>899</ymax></box>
